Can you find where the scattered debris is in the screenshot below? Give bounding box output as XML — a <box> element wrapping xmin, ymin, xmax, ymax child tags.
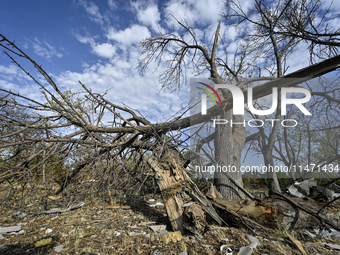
<box><xmin>325</xmin><ymin>243</ymin><xmax>340</xmax><ymax>251</ymax></box>
<box><xmin>226</xmin><ymin>247</ymin><xmax>233</xmax><ymax>255</ymax></box>
<box><xmin>237</xmin><ymin>235</ymin><xmax>263</xmax><ymax>255</ymax></box>
<box><xmin>81</xmin><ymin>179</ymin><xmax>96</xmax><ymax>183</ymax></box>
<box><xmin>304</xmin><ymin>230</ymin><xmax>316</xmax><ymax>238</ymax></box>
<box><xmin>128</xmin><ymin>232</ymin><xmax>142</xmax><ymax>237</ymax></box>
<box><xmin>54</xmin><ymin>245</ymin><xmax>64</xmax><ymax>253</ymax></box>
<box><xmin>178</xmin><ymin>252</ymin><xmax>188</xmax><ymax>255</ymax></box>
<box><xmin>139</xmin><ymin>221</ymin><xmax>156</xmax><ymax>226</ymax></box>
<box><xmin>147</xmin><ymin>202</ymin><xmax>164</xmax><ymax>208</ymax></box>
<box><xmin>159</xmin><ymin>231</ymin><xmax>182</xmax><ymax>244</ymax></box>
<box><xmin>45</xmin><ymin>228</ymin><xmax>53</xmax><ymax>234</ymax></box>
<box><xmin>314</xmin><ymin>228</ymin><xmax>340</xmax><ymax>238</ymax></box>
<box><xmin>284</xmin><ymin>229</ymin><xmax>307</xmax><ymax>255</ymax></box>
<box><xmin>310</xmin><ymin>186</ymin><xmax>335</xmax><ymax>201</ymax></box>
<box><xmin>149</xmin><ymin>225</ymin><xmax>167</xmax><ymax>233</ymax></box>
<box><xmin>38</xmin><ymin>202</ymin><xmax>85</xmax><ymax>215</ymax></box>
<box><xmin>288</xmin><ymin>179</ymin><xmax>317</xmax><ymax>198</ymax></box>
<box><xmin>220</xmin><ymin>244</ymin><xmax>228</xmax><ymax>251</ymax></box>
<box><xmin>35</xmin><ymin>237</ymin><xmax>53</xmax><ymax>248</ymax></box>
<box><xmin>1</xmin><ymin>185</ymin><xmax>340</xmax><ymax>254</ymax></box>
<box><xmin>221</xmin><ymin>238</ymin><xmax>229</xmax><ymax>243</ymax></box>
<box><xmin>246</xmin><ymin>235</ymin><xmax>263</xmax><ymax>249</ymax></box>
<box><xmin>239</xmin><ymin>246</ymin><xmax>253</xmax><ymax>255</ymax></box>
<box><xmin>12</xmin><ymin>211</ymin><xmax>27</xmax><ymax>219</ymax></box>
<box><xmin>183</xmin><ymin>202</ymin><xmax>195</xmax><ymax>207</ymax></box>
<box><xmin>153</xmin><ymin>250</ymin><xmax>163</xmax><ymax>255</ymax></box>
<box><xmin>104</xmin><ymin>205</ymin><xmax>130</xmax><ymax>209</ymax></box>
<box><xmin>0</xmin><ymin>225</ymin><xmax>21</xmax><ymax>234</ymax></box>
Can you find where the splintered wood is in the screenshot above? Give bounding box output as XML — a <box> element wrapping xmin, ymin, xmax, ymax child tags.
<box><xmin>147</xmin><ymin>155</ymin><xmax>184</xmax><ymax>233</ymax></box>
<box><xmin>147</xmin><ymin>148</ymin><xmax>224</xmax><ymax>232</ymax></box>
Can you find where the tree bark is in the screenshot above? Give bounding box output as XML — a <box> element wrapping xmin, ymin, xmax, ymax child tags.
<box><xmin>214</xmin><ymin>110</ymin><xmax>246</xmax><ymax>200</ymax></box>
<box><xmin>264</xmin><ymin>149</ymin><xmax>281</xmax><ymax>193</ymax></box>
<box><xmin>208</xmin><ymin>22</ymin><xmax>246</xmax><ymax>200</ymax></box>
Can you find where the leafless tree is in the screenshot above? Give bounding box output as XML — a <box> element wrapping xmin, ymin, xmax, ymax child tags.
<box><xmin>268</xmin><ymin>77</ymin><xmax>340</xmax><ymax>183</ymax></box>
<box><xmin>222</xmin><ymin>0</ymin><xmax>340</xmax><ymax>193</ymax></box>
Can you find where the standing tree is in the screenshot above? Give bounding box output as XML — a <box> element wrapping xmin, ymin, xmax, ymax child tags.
<box><xmin>138</xmin><ymin>0</ymin><xmax>340</xmax><ymax>198</ymax></box>
<box><xmin>138</xmin><ymin>19</ymin><xmax>258</xmax><ymax>200</ymax></box>
<box><xmin>225</xmin><ymin>0</ymin><xmax>340</xmax><ymax>190</ymax></box>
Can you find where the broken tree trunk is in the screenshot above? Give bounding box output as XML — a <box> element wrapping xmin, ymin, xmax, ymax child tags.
<box><xmin>147</xmin><ymin>147</ymin><xmax>224</xmax><ymax>232</ymax></box>
<box><xmin>147</xmin><ymin>156</ymin><xmax>184</xmax><ymax>233</ymax></box>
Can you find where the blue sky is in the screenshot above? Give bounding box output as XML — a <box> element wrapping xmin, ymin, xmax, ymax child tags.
<box><xmin>0</xmin><ymin>0</ymin><xmax>339</xmax><ymax>124</ymax></box>
<box><xmin>0</xmin><ymin>0</ymin><xmax>237</xmax><ymax>122</ymax></box>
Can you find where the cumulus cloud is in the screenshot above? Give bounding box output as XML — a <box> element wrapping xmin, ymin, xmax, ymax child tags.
<box><xmin>131</xmin><ymin>1</ymin><xmax>160</xmax><ymax>29</ymax></box>
<box><xmin>75</xmin><ymin>34</ymin><xmax>116</xmax><ymax>59</ymax></box>
<box><xmin>106</xmin><ymin>25</ymin><xmax>150</xmax><ymax>46</ymax></box>
<box><xmin>56</xmin><ymin>60</ymin><xmax>186</xmax><ymax>123</ymax></box>
<box><xmin>164</xmin><ymin>0</ymin><xmax>225</xmax><ymax>29</ymax></box>
<box><xmin>55</xmin><ymin>34</ymin><xmax>188</xmax><ymax>124</ymax></box>
<box><xmin>59</xmin><ymin>0</ymin><xmax>250</xmax><ymax>122</ymax></box>
<box><xmin>92</xmin><ymin>43</ymin><xmax>116</xmax><ymax>58</ymax></box>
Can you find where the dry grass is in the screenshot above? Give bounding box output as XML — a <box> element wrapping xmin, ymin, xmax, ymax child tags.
<box><xmin>1</xmin><ymin>182</ymin><xmax>340</xmax><ymax>254</ymax></box>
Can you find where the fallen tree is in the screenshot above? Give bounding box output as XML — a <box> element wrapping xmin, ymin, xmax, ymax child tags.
<box><xmin>1</xmin><ymin>33</ymin><xmax>340</xmax><ymax>232</ymax></box>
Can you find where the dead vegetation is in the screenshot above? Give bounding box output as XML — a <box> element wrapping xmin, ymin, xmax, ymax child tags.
<box><xmin>1</xmin><ymin>180</ymin><xmax>340</xmax><ymax>254</ymax></box>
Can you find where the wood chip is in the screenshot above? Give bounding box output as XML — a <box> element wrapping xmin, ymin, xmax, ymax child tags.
<box><xmin>96</xmin><ymin>205</ymin><xmax>131</xmax><ymax>209</ymax></box>
<box><xmin>284</xmin><ymin>228</ymin><xmax>307</xmax><ymax>255</ymax></box>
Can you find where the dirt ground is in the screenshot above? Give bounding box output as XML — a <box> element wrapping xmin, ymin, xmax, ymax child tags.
<box><xmin>1</xmin><ymin>185</ymin><xmax>340</xmax><ymax>254</ymax></box>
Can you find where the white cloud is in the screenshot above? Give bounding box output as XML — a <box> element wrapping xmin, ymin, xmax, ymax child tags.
<box><xmin>321</xmin><ymin>0</ymin><xmax>340</xmax><ymax>11</ymax></box>
<box><xmin>32</xmin><ymin>38</ymin><xmax>63</xmax><ymax>60</ymax></box>
<box><xmin>221</xmin><ymin>23</ymin><xmax>240</xmax><ymax>42</ymax></box>
<box><xmin>75</xmin><ymin>34</ymin><xmax>94</xmax><ymax>45</ymax></box>
<box><xmin>131</xmin><ymin>1</ymin><xmax>160</xmax><ymax>29</ymax></box>
<box><xmin>285</xmin><ymin>43</ymin><xmax>310</xmax><ymax>74</ymax></box>
<box><xmin>0</xmin><ymin>80</ymin><xmax>17</xmax><ymax>90</ymax></box>
<box><xmin>55</xmin><ymin>41</ymin><xmax>188</xmax><ymax>123</ymax></box>
<box><xmin>75</xmin><ymin>34</ymin><xmax>117</xmax><ymax>59</ymax></box>
<box><xmin>92</xmin><ymin>43</ymin><xmax>116</xmax><ymax>58</ymax></box>
<box><xmin>0</xmin><ymin>77</ymin><xmax>48</xmax><ymax>104</ymax></box>
<box><xmin>108</xmin><ymin>0</ymin><xmax>117</xmax><ymax>10</ymax></box>
<box><xmin>106</xmin><ymin>25</ymin><xmax>150</xmax><ymax>46</ymax></box>
<box><xmin>78</xmin><ymin>0</ymin><xmax>104</xmax><ymax>25</ymax></box>
<box><xmin>164</xmin><ymin>0</ymin><xmax>225</xmax><ymax>29</ymax></box>
<box><xmin>322</xmin><ymin>16</ymin><xmax>340</xmax><ymax>33</ymax></box>
<box><xmin>0</xmin><ymin>64</ymin><xmax>18</xmax><ymax>76</ymax></box>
